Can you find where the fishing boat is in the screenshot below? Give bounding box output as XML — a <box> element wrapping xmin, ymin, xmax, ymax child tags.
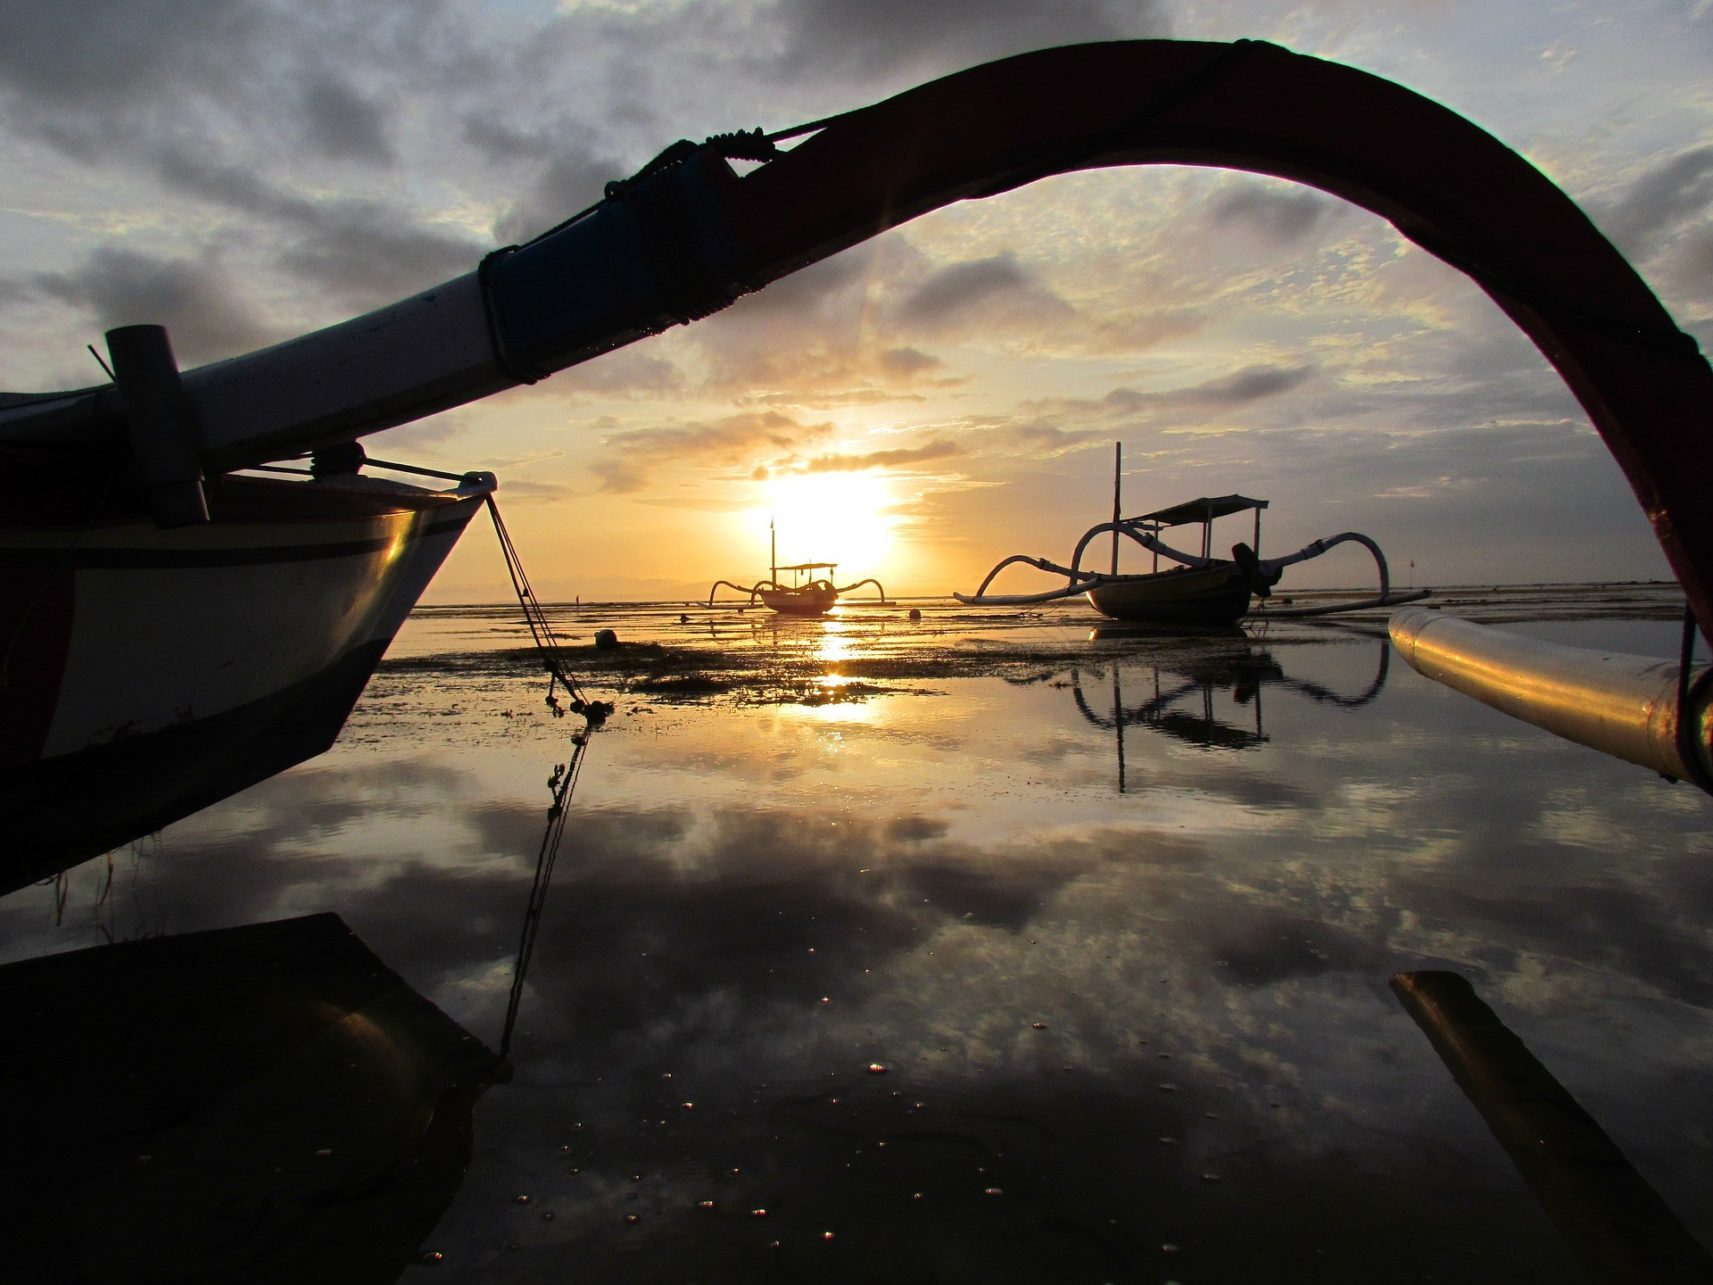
<box><xmin>1083</xmin><ymin>494</ymin><xmax>1277</xmax><ymax>626</ymax></box>
<box><xmin>707</xmin><ymin>524</ymin><xmax>887</xmax><ymax>615</ymax></box>
<box><xmin>955</xmin><ymin>448</ymin><xmax>1429</xmax><ymax>625</ymax></box>
<box><xmin>0</xmin><ymin>424</ymin><xmax>495</xmax><ymax>890</ymax></box>
<box><xmin>3</xmin><ymin>38</ymin><xmax>1709</xmax><ymax>866</ymax></box>
<box><xmin>755</xmin><ymin>563</ymin><xmax>840</xmax><ymax>615</ymax></box>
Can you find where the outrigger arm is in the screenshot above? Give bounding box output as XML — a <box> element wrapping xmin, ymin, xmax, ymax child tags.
<box><xmin>956</xmin><ymin>523</ymin><xmax>1429</xmax><ymax>616</ymax></box>
<box><xmin>1246</xmin><ymin>531</ymin><xmax>1431</xmax><ymax>617</ymax></box>
<box><xmin>833</xmin><ymin>577</ymin><xmax>889</xmax><ymax>604</ymax></box>
<box><xmin>707</xmin><ymin>579</ymin><xmax>770</xmax><ymax>608</ymax></box>
<box><xmin>4</xmin><ymin>40</ymin><xmax>1709</xmax><ymax>633</ymax></box>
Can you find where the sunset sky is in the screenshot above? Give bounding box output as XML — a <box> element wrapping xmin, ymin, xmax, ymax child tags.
<box><xmin>2</xmin><ymin>1</ymin><xmax>1710</xmax><ymax>602</ymax></box>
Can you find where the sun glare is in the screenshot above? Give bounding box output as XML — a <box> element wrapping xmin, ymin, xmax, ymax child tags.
<box><xmin>752</xmin><ymin>471</ymin><xmax>897</xmax><ymax>577</ymax></box>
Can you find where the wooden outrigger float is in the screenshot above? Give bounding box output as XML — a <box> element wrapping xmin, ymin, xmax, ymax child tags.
<box><xmin>955</xmin><ymin>445</ymin><xmax>1430</xmax><ymax>625</ymax></box>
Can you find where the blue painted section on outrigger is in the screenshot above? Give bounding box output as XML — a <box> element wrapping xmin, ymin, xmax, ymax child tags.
<box><xmin>480</xmin><ymin>149</ymin><xmax>746</xmax><ymax>383</ymax></box>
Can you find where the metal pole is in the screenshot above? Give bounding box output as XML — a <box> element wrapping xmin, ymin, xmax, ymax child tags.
<box><xmin>1111</xmin><ymin>442</ymin><xmax>1121</xmax><ymax>576</ymax></box>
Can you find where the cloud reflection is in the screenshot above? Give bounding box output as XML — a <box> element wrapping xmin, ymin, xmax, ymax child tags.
<box><xmin>7</xmin><ymin>611</ymin><xmax>1713</xmax><ymax>1278</ymax></box>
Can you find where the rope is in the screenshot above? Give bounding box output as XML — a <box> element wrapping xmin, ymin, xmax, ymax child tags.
<box><xmin>482</xmin><ymin>488</ymin><xmax>612</xmax><ymax>1062</ymax></box>
<box><xmin>763</xmin><ymin>108</ymin><xmax>870</xmax><ymax>145</ymax></box>
<box><xmin>499</xmin><ymin>727</ymin><xmax>594</xmax><ymax>1061</ymax></box>
<box><xmin>477</xmin><ymin>246</ymin><xmax>549</xmax><ymax>386</ymax></box>
<box><xmin>485</xmin><ymin>494</ymin><xmax>592</xmax><ymax>714</ymax></box>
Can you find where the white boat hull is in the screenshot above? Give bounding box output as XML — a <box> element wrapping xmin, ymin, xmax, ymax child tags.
<box><xmin>1</xmin><ymin>469</ymin><xmax>493</xmax><ymax>886</ymax></box>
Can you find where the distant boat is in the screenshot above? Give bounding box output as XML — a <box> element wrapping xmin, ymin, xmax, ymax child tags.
<box><xmin>708</xmin><ymin>522</ymin><xmax>887</xmax><ymax>616</ymax></box>
<box><xmin>955</xmin><ymin>445</ymin><xmax>1429</xmax><ymax>626</ymax></box>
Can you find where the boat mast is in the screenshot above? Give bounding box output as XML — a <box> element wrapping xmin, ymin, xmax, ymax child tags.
<box><xmin>1111</xmin><ymin>441</ymin><xmax>1121</xmax><ymax>576</ymax></box>
<box><xmin>770</xmin><ymin>515</ymin><xmax>777</xmax><ymax>584</ymax></box>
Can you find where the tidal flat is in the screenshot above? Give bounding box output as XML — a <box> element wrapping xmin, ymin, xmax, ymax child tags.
<box><xmin>3</xmin><ymin>584</ymin><xmax>1710</xmax><ymax>1283</ymax></box>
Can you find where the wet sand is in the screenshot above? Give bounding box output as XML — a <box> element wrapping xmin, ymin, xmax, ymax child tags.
<box><xmin>390</xmin><ymin>581</ymin><xmax>1691</xmax><ymax>707</ymax></box>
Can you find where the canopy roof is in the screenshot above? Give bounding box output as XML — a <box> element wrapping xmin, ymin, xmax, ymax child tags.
<box><xmin>1129</xmin><ymin>495</ymin><xmax>1268</xmax><ymax>528</ymax></box>
<box><xmin>775</xmin><ymin>562</ymin><xmax>836</xmax><ymax>571</ymax></box>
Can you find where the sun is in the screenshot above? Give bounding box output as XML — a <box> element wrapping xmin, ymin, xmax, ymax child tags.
<box><xmin>752</xmin><ymin>471</ymin><xmax>897</xmax><ymax>576</ymax></box>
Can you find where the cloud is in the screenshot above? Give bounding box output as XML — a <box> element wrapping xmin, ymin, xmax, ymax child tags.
<box><xmin>1102</xmin><ymin>363</ymin><xmax>1320</xmax><ymax>414</ymax></box>
<box><xmin>679</xmin><ymin>244</ymin><xmax>973</xmax><ymax>402</ymax></box>
<box><xmin>0</xmin><ymin>1</ymin><xmax>260</xmax><ymax>124</ymax></box>
<box><xmin>1014</xmin><ymin>363</ymin><xmax>1321</xmax><ymax>431</ymax></box>
<box><xmin>876</xmin><ymin>346</ymin><xmax>943</xmax><ymax>377</ymax></box>
<box><xmin>896</xmin><ymin>251</ymin><xmax>1071</xmax><ymax>328</ymax></box>
<box><xmin>592</xmin><ymin>409</ymin><xmax>835</xmax><ymax>492</ymax></box>
<box><xmin>798</xmin><ymin>440</ymin><xmax>961</xmax><ymax>473</ymax></box>
<box><xmin>551</xmin><ymin>346</ymin><xmax>689</xmax><ymax>396</ymax></box>
<box><xmin>151</xmin><ymin>146</ymin><xmax>483</xmax><ymax>306</ymax></box>
<box><xmin>1595</xmin><ymin>144</ymin><xmax>1713</xmax><ymax>259</ymax></box>
<box><xmin>0</xmin><ymin>0</ymin><xmax>451</xmax><ymax>169</ymax></box>
<box><xmin>273</xmin><ymin>205</ymin><xmax>483</xmax><ymax>305</ymax></box>
<box><xmin>768</xmin><ymin>0</ymin><xmax>1168</xmax><ymax>82</ymax></box>
<box><xmin>297</xmin><ymin>72</ymin><xmax>394</xmax><ymax>164</ymax></box>
<box><xmin>26</xmin><ymin>246</ymin><xmax>279</xmax><ymax>365</ymax></box>
<box><xmin>1210</xmin><ymin>183</ymin><xmax>1339</xmax><ymax>245</ymax></box>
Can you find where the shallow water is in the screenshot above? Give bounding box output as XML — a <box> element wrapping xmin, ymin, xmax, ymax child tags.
<box><xmin>5</xmin><ymin>585</ymin><xmax>1711</xmax><ymax>1282</ymax></box>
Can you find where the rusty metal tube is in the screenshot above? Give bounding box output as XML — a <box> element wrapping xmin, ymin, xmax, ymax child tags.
<box><xmin>1388</xmin><ymin>606</ymin><xmax>1713</xmax><ymax>788</ymax></box>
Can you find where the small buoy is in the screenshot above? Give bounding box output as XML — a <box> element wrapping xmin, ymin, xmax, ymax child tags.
<box><xmin>594</xmin><ymin>628</ymin><xmax>619</xmax><ymax>650</ymax></box>
<box><xmin>679</xmin><ymin>613</ymin><xmax>689</xmax><ymax>624</ymax></box>
<box><xmin>908</xmin><ymin>607</ymin><xmax>922</xmax><ymax>621</ymax></box>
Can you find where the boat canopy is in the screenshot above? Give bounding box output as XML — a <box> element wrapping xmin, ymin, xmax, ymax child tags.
<box><xmin>1130</xmin><ymin>495</ymin><xmax>1268</xmax><ymax>527</ymax></box>
<box><xmin>774</xmin><ymin>562</ymin><xmax>837</xmax><ymax>572</ymax></box>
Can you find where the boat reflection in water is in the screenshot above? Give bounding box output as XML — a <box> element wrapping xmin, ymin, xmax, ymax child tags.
<box><xmin>1</xmin><ymin>913</ymin><xmax>498</xmax><ymax>1284</ymax></box>
<box><xmin>0</xmin><ymin>710</ymin><xmax>601</xmax><ymax>1285</ymax></box>
<box><xmin>1070</xmin><ymin>634</ymin><xmax>1389</xmax><ymax>789</ymax></box>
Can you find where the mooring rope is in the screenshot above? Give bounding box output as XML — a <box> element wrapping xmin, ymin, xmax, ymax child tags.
<box><xmin>484</xmin><ymin>494</ymin><xmax>599</xmax><ymax>717</ymax></box>
<box><xmin>499</xmin><ymin>724</ymin><xmax>595</xmax><ymax>1062</ymax></box>
<box><xmin>482</xmin><ymin>488</ymin><xmax>612</xmax><ymax>1062</ymax></box>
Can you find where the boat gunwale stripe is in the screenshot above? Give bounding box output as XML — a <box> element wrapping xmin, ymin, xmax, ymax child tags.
<box><xmin>0</xmin><ymin>511</ymin><xmax>471</xmax><ymax>570</ymax></box>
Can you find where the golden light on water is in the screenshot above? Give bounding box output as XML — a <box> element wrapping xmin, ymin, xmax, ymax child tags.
<box><xmin>815</xmin><ymin>624</ymin><xmax>857</xmax><ymax>667</ymax></box>
<box><xmin>754</xmin><ymin>470</ymin><xmax>897</xmax><ymax>578</ymax></box>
